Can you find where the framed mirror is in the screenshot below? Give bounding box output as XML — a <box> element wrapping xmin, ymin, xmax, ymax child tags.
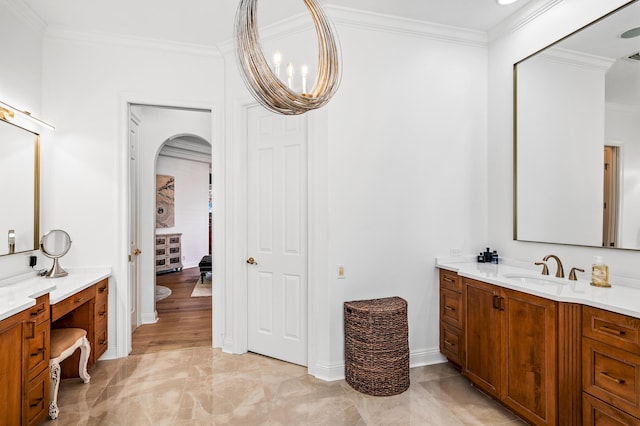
<box><xmin>514</xmin><ymin>0</ymin><xmax>640</xmax><ymax>250</ymax></box>
<box><xmin>0</xmin><ymin>119</ymin><xmax>40</xmax><ymax>256</ymax></box>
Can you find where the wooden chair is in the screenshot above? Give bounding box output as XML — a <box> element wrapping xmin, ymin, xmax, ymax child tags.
<box><xmin>49</xmin><ymin>328</ymin><xmax>91</xmax><ymax>420</ymax></box>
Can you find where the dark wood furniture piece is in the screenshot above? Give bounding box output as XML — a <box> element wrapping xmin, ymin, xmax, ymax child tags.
<box><xmin>582</xmin><ymin>305</ymin><xmax>640</xmax><ymax>425</ymax></box>
<box><xmin>439</xmin><ymin>269</ymin><xmax>582</xmax><ymax>425</ymax></box>
<box><xmin>0</xmin><ymin>294</ymin><xmax>50</xmax><ymax>426</ymax></box>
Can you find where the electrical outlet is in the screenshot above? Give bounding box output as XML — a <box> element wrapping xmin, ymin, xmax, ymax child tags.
<box><xmin>450</xmin><ymin>248</ymin><xmax>462</xmax><ymax>257</ymax></box>
<box><xmin>337</xmin><ymin>264</ymin><xmax>345</xmax><ymax>279</ymax></box>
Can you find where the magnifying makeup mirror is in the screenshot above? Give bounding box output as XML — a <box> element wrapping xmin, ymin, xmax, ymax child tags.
<box><xmin>40</xmin><ymin>229</ymin><xmax>72</xmax><ymax>278</ymax></box>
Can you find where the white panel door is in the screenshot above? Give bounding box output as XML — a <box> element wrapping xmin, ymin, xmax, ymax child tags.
<box><xmin>247</xmin><ymin>106</ymin><xmax>308</xmax><ymax>366</ymax></box>
<box><xmin>128</xmin><ymin>115</ymin><xmax>141</xmax><ymax>333</ymax></box>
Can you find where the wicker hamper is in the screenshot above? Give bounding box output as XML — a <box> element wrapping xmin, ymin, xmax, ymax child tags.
<box><xmin>343</xmin><ymin>297</ymin><xmax>410</xmax><ymax>396</ymax></box>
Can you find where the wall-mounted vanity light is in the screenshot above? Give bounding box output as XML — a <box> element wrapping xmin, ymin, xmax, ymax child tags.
<box><xmin>0</xmin><ymin>100</ymin><xmax>55</xmax><ymax>131</ymax></box>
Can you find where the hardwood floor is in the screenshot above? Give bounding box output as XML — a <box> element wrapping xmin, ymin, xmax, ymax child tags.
<box><xmin>131</xmin><ymin>266</ymin><xmax>212</xmax><ymax>355</ymax></box>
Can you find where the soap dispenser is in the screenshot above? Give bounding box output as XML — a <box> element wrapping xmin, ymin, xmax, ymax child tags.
<box><xmin>591</xmin><ymin>256</ymin><xmax>610</xmax><ymax>288</ymax></box>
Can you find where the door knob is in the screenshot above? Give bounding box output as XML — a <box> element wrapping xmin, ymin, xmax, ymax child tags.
<box><xmin>133</xmin><ymin>249</ymin><xmax>142</xmax><ymax>256</ymax></box>
<box><xmin>246</xmin><ymin>257</ymin><xmax>258</xmax><ymax>265</ymax></box>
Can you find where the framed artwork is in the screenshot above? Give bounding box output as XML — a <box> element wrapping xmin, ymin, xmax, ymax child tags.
<box><xmin>156</xmin><ymin>175</ymin><xmax>175</xmax><ymax>228</ymax></box>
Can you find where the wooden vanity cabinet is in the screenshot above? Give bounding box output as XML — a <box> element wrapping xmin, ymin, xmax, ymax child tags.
<box><xmin>0</xmin><ymin>294</ymin><xmax>50</xmax><ymax>426</ymax></box>
<box><xmin>52</xmin><ymin>278</ymin><xmax>109</xmax><ymax>377</ymax></box>
<box><xmin>93</xmin><ymin>279</ymin><xmax>109</xmax><ymax>362</ymax></box>
<box><xmin>23</xmin><ymin>294</ymin><xmax>51</xmax><ymax>426</ymax></box>
<box><xmin>0</xmin><ymin>308</ymin><xmax>27</xmax><ymax>425</ymax></box>
<box><xmin>440</xmin><ymin>272</ymin><xmax>560</xmax><ymax>425</ymax></box>
<box><xmin>464</xmin><ymin>278</ymin><xmax>558</xmax><ymax>425</ymax></box>
<box><xmin>582</xmin><ymin>306</ymin><xmax>640</xmax><ymax>425</ymax></box>
<box><xmin>439</xmin><ymin>270</ymin><xmax>464</xmax><ymax>366</ymax></box>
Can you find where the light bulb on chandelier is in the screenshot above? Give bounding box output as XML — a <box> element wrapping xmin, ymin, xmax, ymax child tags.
<box><xmin>234</xmin><ymin>0</ymin><xmax>341</xmax><ymax>115</ymax></box>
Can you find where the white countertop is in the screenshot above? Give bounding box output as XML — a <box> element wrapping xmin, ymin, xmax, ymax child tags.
<box><xmin>0</xmin><ymin>267</ymin><xmax>111</xmax><ymax>322</ymax></box>
<box><xmin>436</xmin><ymin>258</ymin><xmax>640</xmax><ymax>319</ymax></box>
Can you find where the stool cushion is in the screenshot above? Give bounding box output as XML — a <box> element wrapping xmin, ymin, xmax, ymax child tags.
<box><xmin>50</xmin><ymin>328</ymin><xmax>87</xmax><ymax>358</ymax></box>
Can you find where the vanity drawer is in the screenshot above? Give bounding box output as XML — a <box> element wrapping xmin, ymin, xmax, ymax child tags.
<box><xmin>95</xmin><ymin>297</ymin><xmax>108</xmax><ymax>330</ymax></box>
<box><xmin>93</xmin><ymin>327</ymin><xmax>108</xmax><ymax>362</ymax></box>
<box><xmin>51</xmin><ymin>286</ymin><xmax>95</xmax><ymax>321</ymax></box>
<box><xmin>26</xmin><ymin>294</ymin><xmax>50</xmax><ymax>325</ymax></box>
<box><xmin>583</xmin><ymin>306</ymin><xmax>640</xmax><ymax>353</ymax></box>
<box><xmin>440</xmin><ymin>322</ymin><xmax>463</xmax><ymax>365</ymax></box>
<box><xmin>95</xmin><ymin>279</ymin><xmax>108</xmax><ymax>297</ymax></box>
<box><xmin>24</xmin><ymin>320</ymin><xmax>50</xmax><ymax>379</ymax></box>
<box><xmin>440</xmin><ymin>270</ymin><xmax>462</xmax><ymax>293</ymax></box>
<box><xmin>583</xmin><ymin>337</ymin><xmax>640</xmax><ymax>418</ymax></box>
<box><xmin>583</xmin><ymin>392</ymin><xmax>640</xmax><ymax>426</ymax></box>
<box><xmin>24</xmin><ymin>367</ymin><xmax>49</xmax><ymax>426</ymax></box>
<box><xmin>440</xmin><ymin>288</ymin><xmax>464</xmax><ymax>329</ymax></box>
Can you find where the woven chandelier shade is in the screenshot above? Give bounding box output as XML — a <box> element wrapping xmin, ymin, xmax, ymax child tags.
<box><xmin>234</xmin><ymin>0</ymin><xmax>341</xmax><ymax>115</ymax></box>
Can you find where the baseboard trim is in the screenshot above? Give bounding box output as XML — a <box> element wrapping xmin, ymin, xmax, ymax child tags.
<box><xmin>141</xmin><ymin>311</ymin><xmax>158</xmax><ymax>324</ymax></box>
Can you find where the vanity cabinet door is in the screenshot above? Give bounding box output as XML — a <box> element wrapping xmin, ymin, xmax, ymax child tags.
<box><xmin>0</xmin><ymin>313</ymin><xmax>25</xmax><ymax>426</ymax></box>
<box><xmin>502</xmin><ymin>289</ymin><xmax>557</xmax><ymax>426</ymax></box>
<box><xmin>463</xmin><ymin>279</ymin><xmax>559</xmax><ymax>426</ymax></box>
<box><xmin>464</xmin><ymin>278</ymin><xmax>502</xmax><ymax>398</ymax></box>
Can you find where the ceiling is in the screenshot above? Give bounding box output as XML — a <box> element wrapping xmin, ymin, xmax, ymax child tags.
<box><xmin>22</xmin><ymin>0</ymin><xmax>534</xmax><ymax>47</ymax></box>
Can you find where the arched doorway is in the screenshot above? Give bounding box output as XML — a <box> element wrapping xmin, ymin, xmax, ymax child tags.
<box><xmin>127</xmin><ymin>104</ymin><xmax>213</xmax><ymax>354</ymax></box>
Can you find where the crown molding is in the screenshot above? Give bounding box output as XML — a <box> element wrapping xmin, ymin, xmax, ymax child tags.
<box><xmin>218</xmin><ymin>4</ymin><xmax>488</xmax><ymax>54</ymax></box>
<box><xmin>489</xmin><ymin>0</ymin><xmax>563</xmax><ymax>41</ymax></box>
<box><xmin>1</xmin><ymin>0</ymin><xmax>46</xmax><ymax>35</ymax></box>
<box><xmin>45</xmin><ymin>26</ymin><xmax>222</xmax><ymax>58</ymax></box>
<box><xmin>540</xmin><ymin>47</ymin><xmax>616</xmax><ymax>71</ymax></box>
<box><xmin>326</xmin><ymin>5</ymin><xmax>487</xmax><ymax>47</ymax></box>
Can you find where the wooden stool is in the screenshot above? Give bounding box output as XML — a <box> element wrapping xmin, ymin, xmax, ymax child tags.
<box><xmin>49</xmin><ymin>328</ymin><xmax>91</xmax><ymax>420</ymax></box>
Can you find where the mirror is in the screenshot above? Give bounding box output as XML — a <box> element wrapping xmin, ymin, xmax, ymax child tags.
<box><xmin>40</xmin><ymin>229</ymin><xmax>72</xmax><ymax>278</ymax></box>
<box><xmin>0</xmin><ymin>119</ymin><xmax>40</xmax><ymax>256</ymax></box>
<box><xmin>515</xmin><ymin>0</ymin><xmax>640</xmax><ymax>250</ymax></box>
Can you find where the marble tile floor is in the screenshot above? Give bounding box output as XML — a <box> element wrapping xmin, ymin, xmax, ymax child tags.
<box><xmin>42</xmin><ymin>347</ymin><xmax>526</xmax><ymax>426</ymax></box>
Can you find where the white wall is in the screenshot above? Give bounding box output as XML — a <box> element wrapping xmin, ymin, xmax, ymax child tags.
<box><xmin>156</xmin><ymin>155</ymin><xmax>210</xmax><ymax>268</ymax></box>
<box><xmin>133</xmin><ymin>106</ymin><xmax>211</xmax><ymax>322</ymax></box>
<box><xmin>488</xmin><ymin>0</ymin><xmax>640</xmax><ymax>282</ymax></box>
<box><xmin>0</xmin><ymin>0</ymin><xmax>46</xmax><ymax>278</ymax></box>
<box><xmin>40</xmin><ymin>32</ymin><xmax>223</xmax><ymax>357</ymax></box>
<box><xmin>222</xmin><ymin>10</ymin><xmax>489</xmax><ymax>378</ymax></box>
<box><xmin>324</xmin><ymin>17</ymin><xmax>488</xmax><ymax>374</ymax></box>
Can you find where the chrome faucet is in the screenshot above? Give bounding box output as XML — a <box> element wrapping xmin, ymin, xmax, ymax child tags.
<box><xmin>543</xmin><ymin>254</ymin><xmax>564</xmax><ymax>278</ymax></box>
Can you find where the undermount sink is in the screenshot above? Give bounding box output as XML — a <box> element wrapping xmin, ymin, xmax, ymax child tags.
<box><xmin>502</xmin><ymin>273</ymin><xmax>560</xmax><ymax>286</ymax></box>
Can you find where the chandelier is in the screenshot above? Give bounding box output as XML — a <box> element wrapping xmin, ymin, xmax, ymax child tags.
<box><xmin>234</xmin><ymin>0</ymin><xmax>341</xmax><ymax>115</ymax></box>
